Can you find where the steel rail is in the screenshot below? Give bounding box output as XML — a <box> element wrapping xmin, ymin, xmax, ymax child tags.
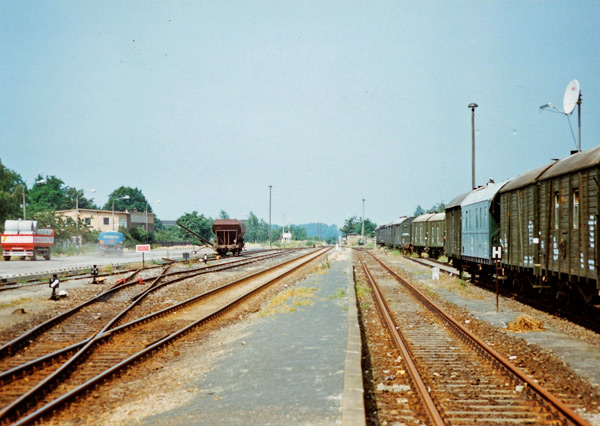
<box><xmin>0</xmin><ymin>251</ymin><xmax>285</xmax><ymax>358</ymax></box>
<box><xmin>8</xmin><ymin>247</ymin><xmax>330</xmax><ymax>425</ymax></box>
<box><xmin>0</xmin><ymin>247</ymin><xmax>274</xmax><ymax>292</ymax></box>
<box><xmin>0</xmin><ymin>250</ymin><xmax>290</xmax><ymax>382</ymax></box>
<box><xmin>0</xmin><ymin>268</ymin><xmax>141</xmax><ymax>358</ymax></box>
<box><xmin>367</xmin><ymin>250</ymin><xmax>591</xmax><ymax>426</ymax></box>
<box><xmin>357</xmin><ymin>253</ymin><xmax>445</xmax><ymax>426</ymax></box>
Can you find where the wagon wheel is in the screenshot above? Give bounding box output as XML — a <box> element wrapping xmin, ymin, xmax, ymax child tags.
<box><xmin>574</xmin><ymin>281</ymin><xmax>597</xmax><ymax>307</ymax></box>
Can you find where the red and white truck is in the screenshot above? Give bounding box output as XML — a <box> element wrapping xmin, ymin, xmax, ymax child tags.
<box><xmin>1</xmin><ymin>220</ymin><xmax>54</xmax><ymax>261</ymax></box>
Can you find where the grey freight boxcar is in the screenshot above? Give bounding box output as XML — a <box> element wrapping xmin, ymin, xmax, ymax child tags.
<box><xmin>444</xmin><ymin>191</ymin><xmax>470</xmax><ymax>266</ymax></box>
<box><xmin>498</xmin><ymin>162</ymin><xmax>555</xmax><ymax>287</ymax></box>
<box><xmin>535</xmin><ymin>147</ymin><xmax>600</xmax><ymax>305</ymax></box>
<box><xmin>411</xmin><ymin>213</ymin><xmax>445</xmax><ymax>257</ymax></box>
<box><xmin>390</xmin><ymin>216</ymin><xmax>415</xmax><ymax>250</ymax></box>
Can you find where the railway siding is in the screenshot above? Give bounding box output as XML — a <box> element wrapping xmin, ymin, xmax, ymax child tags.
<box><xmin>368</xmin><ymin>250</ymin><xmax>600</xmax><ymax>424</ymax></box>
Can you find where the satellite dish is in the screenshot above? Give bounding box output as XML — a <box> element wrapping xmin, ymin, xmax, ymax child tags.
<box><xmin>563</xmin><ymin>79</ymin><xmax>580</xmax><ymax>115</ymax></box>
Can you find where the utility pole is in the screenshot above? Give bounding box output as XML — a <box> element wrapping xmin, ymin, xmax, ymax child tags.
<box><xmin>269</xmin><ymin>185</ymin><xmax>272</xmax><ymax>248</ymax></box>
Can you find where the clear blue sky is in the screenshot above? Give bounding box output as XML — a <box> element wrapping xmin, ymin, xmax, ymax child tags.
<box><xmin>2</xmin><ymin>1</ymin><xmax>599</xmax><ymax>227</ymax></box>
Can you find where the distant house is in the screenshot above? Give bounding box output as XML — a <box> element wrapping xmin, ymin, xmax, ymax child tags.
<box><xmin>281</xmin><ymin>231</ymin><xmax>292</xmax><ymax>244</ymax></box>
<box><xmin>57</xmin><ymin>208</ymin><xmax>156</xmax><ymax>233</ymax></box>
<box><xmin>345</xmin><ymin>233</ymin><xmax>363</xmax><ymax>246</ymax></box>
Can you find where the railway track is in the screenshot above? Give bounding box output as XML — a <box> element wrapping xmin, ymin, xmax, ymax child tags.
<box><xmin>0</xmin><ymin>247</ymin><xmax>329</xmax><ymax>425</ymax></box>
<box><xmin>0</xmin><ymin>249</ymin><xmax>268</xmax><ymax>292</ymax></box>
<box><xmin>357</xmin><ymin>250</ymin><xmax>590</xmax><ymax>426</ymax></box>
<box><xmin>406</xmin><ymin>255</ymin><xmax>459</xmax><ymax>276</ymax></box>
<box><xmin>404</xmin><ymin>254</ymin><xmax>600</xmax><ymax>335</ymax></box>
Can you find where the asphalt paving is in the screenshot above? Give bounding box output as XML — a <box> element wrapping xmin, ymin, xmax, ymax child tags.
<box><xmin>143</xmin><ymin>250</ymin><xmax>364</xmax><ymax>426</ymax></box>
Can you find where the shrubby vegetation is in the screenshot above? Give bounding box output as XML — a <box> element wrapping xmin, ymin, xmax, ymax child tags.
<box><xmin>0</xmin><ymin>159</ymin><xmax>343</xmax><ymax>249</ymax></box>
<box><xmin>340</xmin><ymin>215</ymin><xmax>377</xmax><ymax>237</ymax></box>
<box><xmin>413</xmin><ymin>202</ymin><xmax>445</xmax><ymax>216</ymax></box>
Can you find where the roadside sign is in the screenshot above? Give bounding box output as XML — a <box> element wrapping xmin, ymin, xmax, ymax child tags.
<box><xmin>136</xmin><ymin>244</ymin><xmax>151</xmax><ymax>252</ymax></box>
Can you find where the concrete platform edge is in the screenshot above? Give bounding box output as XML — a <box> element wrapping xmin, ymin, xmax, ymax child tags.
<box><xmin>342</xmin><ymin>263</ymin><xmax>366</xmax><ymax>426</ymax></box>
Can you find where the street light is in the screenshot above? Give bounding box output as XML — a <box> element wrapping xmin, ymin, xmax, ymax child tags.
<box><xmin>362</xmin><ymin>198</ymin><xmax>365</xmax><ymax>245</ymax></box>
<box><xmin>112</xmin><ymin>195</ymin><xmax>130</xmax><ymax>230</ymax></box>
<box><xmin>22</xmin><ymin>178</ymin><xmax>46</xmax><ymax>219</ymax></box>
<box><xmin>269</xmin><ymin>185</ymin><xmax>272</xmax><ymax>248</ymax></box>
<box><xmin>468</xmin><ymin>103</ymin><xmax>478</xmax><ymax>190</ymax></box>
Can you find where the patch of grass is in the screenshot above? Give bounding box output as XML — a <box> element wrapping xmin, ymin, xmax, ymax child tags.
<box><xmin>328</xmin><ymin>288</ymin><xmax>347</xmax><ymax>300</ymax></box>
<box><xmin>355</xmin><ymin>283</ymin><xmax>371</xmax><ymax>299</ymax></box>
<box><xmin>292</xmin><ymin>298</ymin><xmax>313</xmax><ymax>306</ymax></box>
<box><xmin>101</xmin><ymin>264</ymin><xmax>113</xmax><ymax>274</ymax></box>
<box><xmin>0</xmin><ymin>297</ymin><xmax>31</xmax><ymax>309</ymax></box>
<box><xmin>260</xmin><ymin>286</ymin><xmax>318</xmax><ymax>317</ymax></box>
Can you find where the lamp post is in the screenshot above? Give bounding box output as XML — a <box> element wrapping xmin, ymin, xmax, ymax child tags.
<box><xmin>269</xmin><ymin>185</ymin><xmax>272</xmax><ymax>248</ymax></box>
<box><xmin>22</xmin><ymin>178</ymin><xmax>46</xmax><ymax>219</ymax></box>
<box><xmin>112</xmin><ymin>195</ymin><xmax>130</xmax><ymax>230</ymax></box>
<box><xmin>362</xmin><ymin>198</ymin><xmax>365</xmax><ymax>245</ymax></box>
<box><xmin>468</xmin><ymin>103</ymin><xmax>478</xmax><ymax>190</ymax></box>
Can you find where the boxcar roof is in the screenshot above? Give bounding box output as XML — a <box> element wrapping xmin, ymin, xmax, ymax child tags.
<box><xmin>391</xmin><ymin>216</ymin><xmax>410</xmax><ymax>225</ymax></box>
<box><xmin>461</xmin><ymin>180</ymin><xmax>509</xmax><ymax>206</ymax></box>
<box><xmin>428</xmin><ymin>212</ymin><xmax>445</xmax><ymax>222</ymax></box>
<box><xmin>500</xmin><ymin>162</ymin><xmax>556</xmax><ymax>193</ymax></box>
<box><xmin>413</xmin><ymin>213</ymin><xmax>435</xmax><ymax>223</ymax></box>
<box><xmin>445</xmin><ymin>191</ymin><xmax>470</xmax><ymax>209</ymax></box>
<box><xmin>538</xmin><ymin>145</ymin><xmax>600</xmax><ymax>180</ymax></box>
<box><xmin>212</xmin><ymin>219</ymin><xmax>246</xmax><ymax>233</ymax></box>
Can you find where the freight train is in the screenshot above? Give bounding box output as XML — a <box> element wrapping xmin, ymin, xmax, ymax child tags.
<box><xmin>376</xmin><ymin>145</ymin><xmax>600</xmax><ymax>307</ymax></box>
<box><xmin>212</xmin><ymin>219</ymin><xmax>245</xmax><ymax>256</ymax></box>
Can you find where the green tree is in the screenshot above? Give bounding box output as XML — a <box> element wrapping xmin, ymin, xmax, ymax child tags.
<box><xmin>104</xmin><ymin>187</ymin><xmax>150</xmax><ymax>213</ymax></box>
<box><xmin>340</xmin><ymin>215</ymin><xmax>377</xmax><ymax>237</ymax></box>
<box><xmin>130</xmin><ymin>226</ymin><xmax>155</xmax><ymax>244</ymax></box>
<box><xmin>362</xmin><ymin>218</ymin><xmax>377</xmax><ymax>237</ymax></box>
<box><xmin>155</xmin><ymin>225</ymin><xmax>182</xmax><ymax>242</ymax></box>
<box><xmin>430</xmin><ymin>202</ymin><xmax>446</xmax><ymax>213</ymax></box>
<box><xmin>218</xmin><ymin>210</ymin><xmax>230</xmax><ymax>219</ymax></box>
<box><xmin>63</xmin><ymin>187</ymin><xmax>97</xmax><ymax>210</ymax></box>
<box><xmin>0</xmin><ymin>160</ymin><xmax>24</xmax><ymax>230</ymax></box>
<box><xmin>413</xmin><ymin>205</ymin><xmax>425</xmax><ymax>216</ymax></box>
<box><xmin>340</xmin><ymin>216</ymin><xmax>360</xmax><ymax>236</ymax></box>
<box><xmin>176</xmin><ymin>211</ymin><xmax>213</xmax><ymax>243</ymax></box>
<box><xmin>245</xmin><ymin>211</ymin><xmax>263</xmax><ymax>242</ymax></box>
<box><xmin>27</xmin><ymin>175</ymin><xmax>69</xmax><ymax>214</ymax></box>
<box><xmin>291</xmin><ymin>225</ymin><xmax>307</xmax><ymax>240</ymax></box>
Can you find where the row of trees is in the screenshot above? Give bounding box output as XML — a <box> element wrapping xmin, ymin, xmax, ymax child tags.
<box><xmin>413</xmin><ymin>202</ymin><xmax>446</xmax><ymax>216</ymax></box>
<box><xmin>0</xmin><ymin>159</ymin><xmax>160</xmax><ymax>246</ymax></box>
<box><xmin>1</xmin><ymin>158</ymin><xmax>348</xmax><ymax>248</ymax></box>
<box><xmin>340</xmin><ymin>216</ymin><xmax>377</xmax><ymax>238</ymax></box>
<box><xmin>167</xmin><ymin>210</ymin><xmax>336</xmax><ymax>245</ymax></box>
